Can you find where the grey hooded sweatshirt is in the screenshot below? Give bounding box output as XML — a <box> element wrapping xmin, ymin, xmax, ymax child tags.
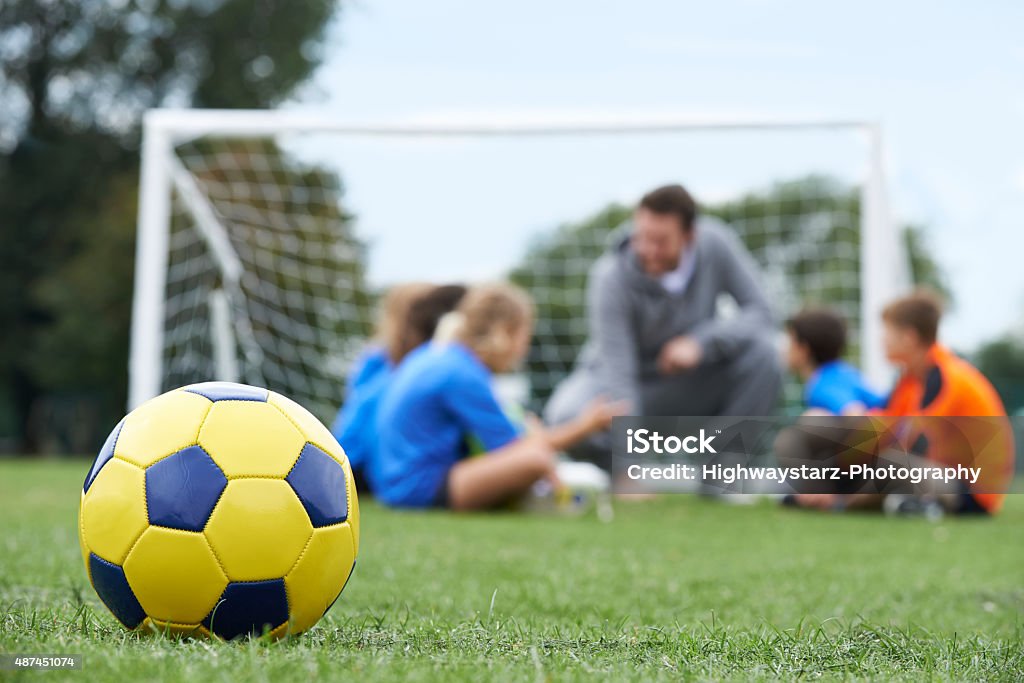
<box><xmin>576</xmin><ymin>216</ymin><xmax>775</xmax><ymax>412</ymax></box>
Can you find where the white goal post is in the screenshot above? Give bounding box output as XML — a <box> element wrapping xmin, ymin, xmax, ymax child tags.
<box><xmin>131</xmin><ymin>108</ymin><xmax>909</xmax><ymax>414</ymax></box>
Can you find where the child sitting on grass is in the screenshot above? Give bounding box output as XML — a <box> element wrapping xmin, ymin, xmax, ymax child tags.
<box><xmin>332</xmin><ymin>283</ymin><xmax>465</xmax><ymax>491</ymax></box>
<box><xmin>369</xmin><ymin>282</ymin><xmax>626</xmax><ymax>510</ymax></box>
<box><xmin>784</xmin><ymin>308</ymin><xmax>886</xmax><ymax>415</ymax></box>
<box><xmin>784</xmin><ymin>291</ymin><xmax>1014</xmax><ymax>516</ymax></box>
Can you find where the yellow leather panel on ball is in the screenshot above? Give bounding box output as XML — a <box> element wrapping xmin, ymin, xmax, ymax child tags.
<box><xmin>198</xmin><ymin>401</ymin><xmax>306</xmax><ymax>478</ymax></box>
<box><xmin>124</xmin><ymin>526</ymin><xmax>228</xmax><ymax>624</ymax></box>
<box><xmin>81</xmin><ymin>458</ymin><xmax>148</xmax><ymax>564</ymax></box>
<box><xmin>114</xmin><ymin>390</ymin><xmax>212</xmax><ymax>468</ymax></box>
<box><xmin>203</xmin><ymin>478</ymin><xmax>313</xmax><ymax>581</ymax></box>
<box><xmin>284</xmin><ymin>523</ymin><xmax>356</xmax><ymax>634</ymax></box>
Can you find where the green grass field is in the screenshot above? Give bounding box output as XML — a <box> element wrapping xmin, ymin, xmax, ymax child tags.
<box><xmin>1</xmin><ymin>460</ymin><xmax>1021</xmax><ymax>681</ymax></box>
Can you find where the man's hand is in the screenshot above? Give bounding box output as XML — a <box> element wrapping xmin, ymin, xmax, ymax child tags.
<box><xmin>657</xmin><ymin>335</ymin><xmax>704</xmax><ymax>374</ymax></box>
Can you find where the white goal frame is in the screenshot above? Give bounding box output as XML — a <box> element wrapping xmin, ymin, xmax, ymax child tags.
<box><xmin>130</xmin><ymin>108</ymin><xmax>908</xmax><ymax>409</ymax></box>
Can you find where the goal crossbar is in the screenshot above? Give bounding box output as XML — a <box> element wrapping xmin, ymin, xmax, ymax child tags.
<box><xmin>145</xmin><ymin>108</ymin><xmax>877</xmax><ymax>139</ymax></box>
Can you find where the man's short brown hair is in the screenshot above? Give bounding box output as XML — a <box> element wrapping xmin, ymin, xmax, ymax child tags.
<box><xmin>881</xmin><ymin>290</ymin><xmax>944</xmax><ymax>345</ymax></box>
<box><xmin>785</xmin><ymin>308</ymin><xmax>847</xmax><ymax>366</ymax></box>
<box><xmin>638</xmin><ymin>184</ymin><xmax>698</xmax><ymax>231</ymax></box>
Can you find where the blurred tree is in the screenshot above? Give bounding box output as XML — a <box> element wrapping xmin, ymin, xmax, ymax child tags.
<box><xmin>902</xmin><ymin>223</ymin><xmax>951</xmax><ymax>300</ymax></box>
<box><xmin>511</xmin><ymin>176</ymin><xmax>949</xmax><ymax>408</ymax></box>
<box><xmin>974</xmin><ymin>335</ymin><xmax>1024</xmax><ymax>413</ymax></box>
<box><xmin>0</xmin><ymin>0</ymin><xmax>341</xmax><ymax>452</ymax></box>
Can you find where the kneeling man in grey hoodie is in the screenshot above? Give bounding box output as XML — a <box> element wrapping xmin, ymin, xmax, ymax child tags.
<box><xmin>545</xmin><ymin>184</ymin><xmax>782</xmax><ymax>469</ymax></box>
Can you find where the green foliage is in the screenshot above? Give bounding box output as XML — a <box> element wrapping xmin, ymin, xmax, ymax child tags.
<box><xmin>0</xmin><ymin>0</ymin><xmax>337</xmax><ymax>142</ymax></box>
<box><xmin>2</xmin><ymin>460</ymin><xmax>1023</xmax><ymax>680</ymax></box>
<box><xmin>975</xmin><ymin>335</ymin><xmax>1024</xmax><ymax>413</ymax></box>
<box><xmin>0</xmin><ymin>0</ymin><xmax>343</xmax><ymax>450</ymax></box>
<box><xmin>25</xmin><ymin>174</ymin><xmax>137</xmax><ymax>393</ymax></box>
<box><xmin>903</xmin><ymin>224</ymin><xmax>951</xmax><ymax>301</ymax></box>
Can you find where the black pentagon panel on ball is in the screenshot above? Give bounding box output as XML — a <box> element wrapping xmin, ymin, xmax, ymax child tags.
<box><xmin>286</xmin><ymin>443</ymin><xmax>349</xmax><ymax>527</ymax></box>
<box><xmin>146</xmin><ymin>445</ymin><xmax>228</xmax><ymax>531</ymax></box>
<box><xmin>184</xmin><ymin>381</ymin><xmax>270</xmax><ymax>403</ymax></box>
<box><xmin>84</xmin><ymin>417</ymin><xmax>126</xmax><ymax>494</ymax></box>
<box><xmin>203</xmin><ymin>578</ymin><xmax>290</xmax><ymax>640</ymax></box>
<box><xmin>88</xmin><ymin>553</ymin><xmax>146</xmax><ymax>629</ymax></box>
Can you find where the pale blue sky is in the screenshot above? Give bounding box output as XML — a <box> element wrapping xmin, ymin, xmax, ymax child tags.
<box><xmin>286</xmin><ymin>0</ymin><xmax>1024</xmax><ymax>351</ymax></box>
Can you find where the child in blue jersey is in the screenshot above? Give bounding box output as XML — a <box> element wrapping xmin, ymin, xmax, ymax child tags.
<box><xmin>785</xmin><ymin>308</ymin><xmax>886</xmax><ymax>414</ymax></box>
<box><xmin>370</xmin><ymin>283</ymin><xmax>626</xmax><ymax>510</ymax></box>
<box><xmin>331</xmin><ymin>283</ymin><xmax>466</xmax><ymax>491</ymax></box>
<box><xmin>344</xmin><ymin>346</ymin><xmax>391</xmax><ymax>399</ymax></box>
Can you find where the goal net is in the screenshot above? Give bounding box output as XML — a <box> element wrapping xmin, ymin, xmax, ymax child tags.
<box><xmin>132</xmin><ymin>111</ymin><xmax>909</xmax><ymax>422</ymax></box>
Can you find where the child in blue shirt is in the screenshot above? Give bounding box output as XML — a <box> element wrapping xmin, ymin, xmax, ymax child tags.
<box><xmin>332</xmin><ymin>284</ymin><xmax>466</xmax><ymax>490</ymax></box>
<box><xmin>370</xmin><ymin>283</ymin><xmax>625</xmax><ymax>510</ymax></box>
<box><xmin>785</xmin><ymin>308</ymin><xmax>886</xmax><ymax>414</ymax></box>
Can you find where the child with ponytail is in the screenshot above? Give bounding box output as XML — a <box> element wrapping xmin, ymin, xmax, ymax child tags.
<box><xmin>370</xmin><ymin>283</ymin><xmax>625</xmax><ymax>510</ymax></box>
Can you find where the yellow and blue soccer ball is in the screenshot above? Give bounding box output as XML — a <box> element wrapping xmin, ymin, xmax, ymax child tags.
<box><xmin>78</xmin><ymin>382</ymin><xmax>359</xmax><ymax>639</ymax></box>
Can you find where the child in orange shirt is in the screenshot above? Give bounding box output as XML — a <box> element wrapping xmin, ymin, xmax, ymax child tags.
<box><xmin>789</xmin><ymin>291</ymin><xmax>1014</xmax><ymax>516</ymax></box>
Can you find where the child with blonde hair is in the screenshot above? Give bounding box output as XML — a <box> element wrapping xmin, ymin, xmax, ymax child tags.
<box><xmin>370</xmin><ymin>283</ymin><xmax>625</xmax><ymax>510</ymax></box>
<box><xmin>332</xmin><ymin>282</ymin><xmax>463</xmax><ymax>490</ymax></box>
